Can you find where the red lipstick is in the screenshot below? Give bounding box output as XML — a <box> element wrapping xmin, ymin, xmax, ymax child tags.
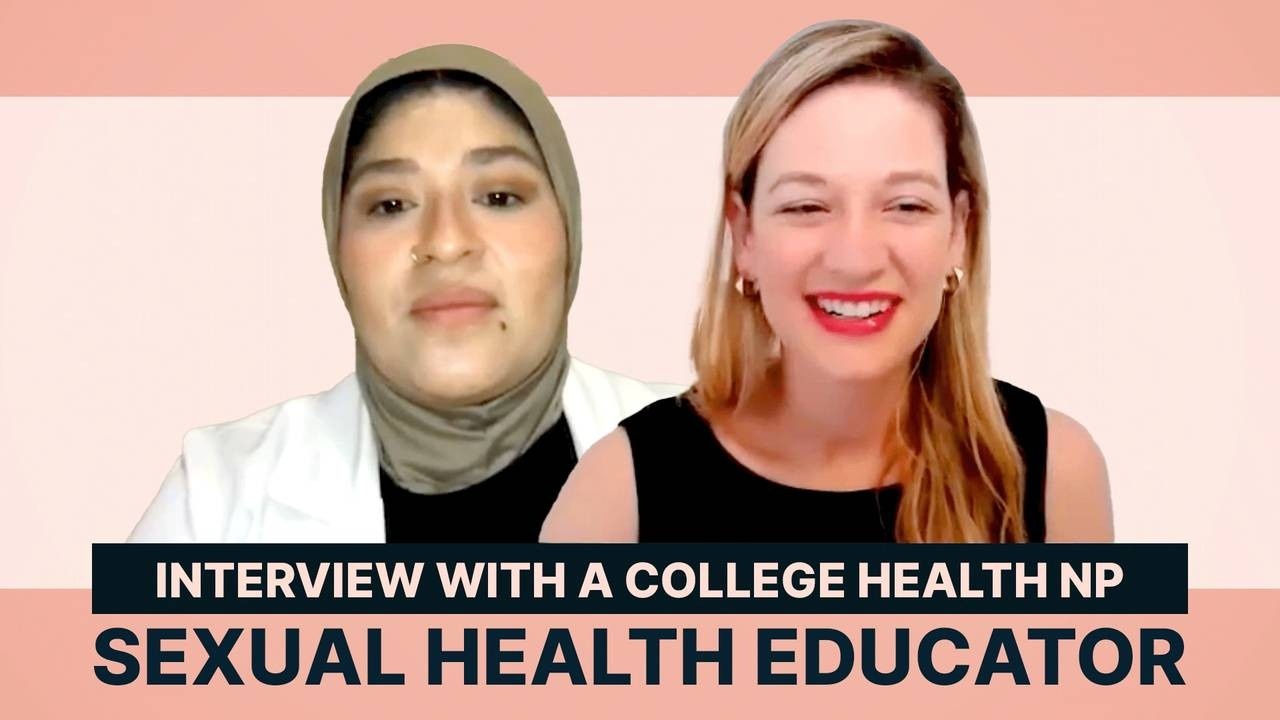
<box><xmin>807</xmin><ymin>291</ymin><xmax>901</xmax><ymax>337</ymax></box>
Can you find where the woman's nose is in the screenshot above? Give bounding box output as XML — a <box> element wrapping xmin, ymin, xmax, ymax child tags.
<box><xmin>820</xmin><ymin>212</ymin><xmax>889</xmax><ymax>279</ymax></box>
<box><xmin>412</xmin><ymin>195</ymin><xmax>482</xmax><ymax>265</ymax></box>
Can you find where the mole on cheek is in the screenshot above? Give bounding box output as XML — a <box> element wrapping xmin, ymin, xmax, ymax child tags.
<box><xmin>500</xmin><ymin>321</ymin><xmax>508</xmax><ymax>331</ymax></box>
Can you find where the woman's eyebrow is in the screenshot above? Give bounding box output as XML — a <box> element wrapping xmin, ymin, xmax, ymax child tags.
<box><xmin>767</xmin><ymin>171</ymin><xmax>827</xmax><ymax>194</ymax></box>
<box><xmin>466</xmin><ymin>144</ymin><xmax>545</xmax><ymax>171</ymax></box>
<box><xmin>346</xmin><ymin>157</ymin><xmax>419</xmax><ymax>188</ymax></box>
<box><xmin>884</xmin><ymin>170</ymin><xmax>943</xmax><ymax>189</ymax></box>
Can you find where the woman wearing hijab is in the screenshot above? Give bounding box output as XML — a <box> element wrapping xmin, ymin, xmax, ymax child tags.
<box><xmin>130</xmin><ymin>44</ymin><xmax>679</xmax><ymax>542</ymax></box>
<box><xmin>541</xmin><ymin>20</ymin><xmax>1113</xmax><ymax>543</ymax></box>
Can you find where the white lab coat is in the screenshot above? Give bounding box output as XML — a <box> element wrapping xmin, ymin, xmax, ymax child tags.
<box><xmin>129</xmin><ymin>358</ymin><xmax>682</xmax><ymax>542</ymax></box>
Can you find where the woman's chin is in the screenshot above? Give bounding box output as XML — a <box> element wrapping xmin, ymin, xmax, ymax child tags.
<box><xmin>402</xmin><ymin>367</ymin><xmax>508</xmax><ymax>409</ymax></box>
<box><xmin>821</xmin><ymin>364</ymin><xmax>902</xmax><ymax>385</ymax></box>
<box><xmin>790</xmin><ymin>346</ymin><xmax>910</xmax><ymax>386</ymax></box>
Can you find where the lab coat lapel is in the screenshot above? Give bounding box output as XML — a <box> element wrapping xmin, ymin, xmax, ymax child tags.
<box><xmin>258</xmin><ymin>375</ymin><xmax>386</xmax><ymax>542</ymax></box>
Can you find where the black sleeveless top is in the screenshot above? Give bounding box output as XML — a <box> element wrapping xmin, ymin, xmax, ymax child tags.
<box><xmin>619</xmin><ymin>381</ymin><xmax>1048</xmax><ymax>542</ymax></box>
<box><xmin>379</xmin><ymin>413</ymin><xmax>578</xmax><ymax>542</ymax></box>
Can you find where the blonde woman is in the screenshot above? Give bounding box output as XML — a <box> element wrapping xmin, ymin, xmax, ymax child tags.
<box><xmin>542</xmin><ymin>20</ymin><xmax>1113</xmax><ymax>543</ymax></box>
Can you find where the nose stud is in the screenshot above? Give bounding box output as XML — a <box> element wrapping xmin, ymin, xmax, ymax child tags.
<box><xmin>410</xmin><ymin>247</ymin><xmax>432</xmax><ymax>266</ymax></box>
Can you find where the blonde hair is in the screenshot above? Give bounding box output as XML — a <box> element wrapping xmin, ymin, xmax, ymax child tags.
<box><xmin>689</xmin><ymin>19</ymin><xmax>1026</xmax><ymax>542</ymax></box>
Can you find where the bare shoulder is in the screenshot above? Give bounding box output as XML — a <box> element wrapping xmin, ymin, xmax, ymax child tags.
<box><xmin>539</xmin><ymin>427</ymin><xmax>640</xmax><ymax>542</ymax></box>
<box><xmin>1044</xmin><ymin>408</ymin><xmax>1115</xmax><ymax>542</ymax></box>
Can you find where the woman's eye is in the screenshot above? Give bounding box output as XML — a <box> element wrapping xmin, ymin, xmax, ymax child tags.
<box><xmin>779</xmin><ymin>203</ymin><xmax>826</xmax><ymax>215</ymax></box>
<box><xmin>478</xmin><ymin>191</ymin><xmax>524</xmax><ymax>208</ymax></box>
<box><xmin>891</xmin><ymin>201</ymin><xmax>932</xmax><ymax>214</ymax></box>
<box><xmin>368</xmin><ymin>198</ymin><xmax>410</xmax><ymax>216</ymax></box>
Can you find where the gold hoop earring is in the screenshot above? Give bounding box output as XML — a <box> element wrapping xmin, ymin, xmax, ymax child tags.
<box><xmin>735</xmin><ymin>275</ymin><xmax>758</xmax><ymax>297</ymax></box>
<box><xmin>945</xmin><ymin>266</ymin><xmax>965</xmax><ymax>294</ymax></box>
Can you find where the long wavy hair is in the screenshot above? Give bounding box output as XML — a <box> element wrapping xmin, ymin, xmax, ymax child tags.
<box><xmin>689</xmin><ymin>19</ymin><xmax>1026</xmax><ymax>542</ymax></box>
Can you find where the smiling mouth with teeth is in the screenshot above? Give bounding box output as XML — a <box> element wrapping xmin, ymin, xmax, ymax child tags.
<box><xmin>815</xmin><ymin>297</ymin><xmax>893</xmax><ymax>319</ymax></box>
<box><xmin>806</xmin><ymin>293</ymin><xmax>901</xmax><ymax>336</ymax></box>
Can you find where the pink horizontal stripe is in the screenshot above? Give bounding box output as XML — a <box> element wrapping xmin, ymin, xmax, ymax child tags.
<box><xmin>1</xmin><ymin>1</ymin><xmax>1279</xmax><ymax>96</ymax></box>
<box><xmin>1</xmin><ymin>589</ymin><xmax>1276</xmax><ymax>716</ymax></box>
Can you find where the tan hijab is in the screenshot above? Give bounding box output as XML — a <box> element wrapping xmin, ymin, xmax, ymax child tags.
<box><xmin>321</xmin><ymin>45</ymin><xmax>581</xmax><ymax>494</ymax></box>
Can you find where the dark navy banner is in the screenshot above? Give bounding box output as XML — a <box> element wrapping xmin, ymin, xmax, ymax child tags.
<box><xmin>92</xmin><ymin>543</ymin><xmax>1187</xmax><ymax>615</ymax></box>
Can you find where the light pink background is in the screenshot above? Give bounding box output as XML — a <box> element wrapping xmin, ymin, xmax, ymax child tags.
<box><xmin>1</xmin><ymin>97</ymin><xmax>1277</xmax><ymax>587</ymax></box>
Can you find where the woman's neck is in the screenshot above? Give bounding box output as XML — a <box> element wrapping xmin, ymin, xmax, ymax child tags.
<box><xmin>745</xmin><ymin>353</ymin><xmax>910</xmax><ymax>461</ymax></box>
